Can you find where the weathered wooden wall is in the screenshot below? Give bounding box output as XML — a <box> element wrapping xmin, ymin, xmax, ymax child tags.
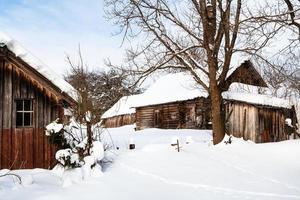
<box><xmin>225</xmin><ymin>101</ymin><xmax>293</xmax><ymax>143</ymax></box>
<box><xmin>103</xmin><ymin>114</ymin><xmax>135</xmax><ymax>128</ymax></box>
<box><xmin>135</xmin><ymin>97</ymin><xmax>294</xmax><ymax>143</ymax></box>
<box><xmin>136</xmin><ymin>98</ymin><xmax>210</xmax><ymax>130</ymax></box>
<box><xmin>0</xmin><ymin>59</ymin><xmax>59</xmax><ymax>169</ymax></box>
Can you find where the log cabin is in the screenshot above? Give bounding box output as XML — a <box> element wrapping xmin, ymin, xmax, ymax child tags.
<box><xmin>104</xmin><ymin>60</ymin><xmax>297</xmax><ymax>143</ymax></box>
<box><xmin>0</xmin><ymin>32</ymin><xmax>79</xmax><ymax>169</ymax></box>
<box><xmin>101</xmin><ymin>95</ymin><xmax>139</xmax><ymax>128</ymax></box>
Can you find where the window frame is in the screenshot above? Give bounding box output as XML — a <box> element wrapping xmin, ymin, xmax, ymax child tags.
<box><xmin>15</xmin><ymin>99</ymin><xmax>34</xmax><ymax>128</ymax></box>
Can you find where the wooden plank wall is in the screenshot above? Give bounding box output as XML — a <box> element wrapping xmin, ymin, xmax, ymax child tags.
<box><xmin>0</xmin><ymin>60</ymin><xmax>58</xmax><ymax>169</ymax></box>
<box><xmin>225</xmin><ymin>101</ymin><xmax>290</xmax><ymax>143</ymax></box>
<box><xmin>0</xmin><ymin>59</ymin><xmax>4</xmax><ymax>168</ymax></box>
<box><xmin>225</xmin><ymin>102</ymin><xmax>258</xmax><ymax>142</ymax></box>
<box><xmin>257</xmin><ymin>108</ymin><xmax>286</xmax><ymax>143</ymax></box>
<box><xmin>103</xmin><ymin>114</ymin><xmax>136</xmax><ymax>128</ymax></box>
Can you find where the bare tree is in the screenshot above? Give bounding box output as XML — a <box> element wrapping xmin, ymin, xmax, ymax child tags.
<box><xmin>65</xmin><ymin>48</ymin><xmax>140</xmax><ymax>121</ymax></box>
<box><xmin>105</xmin><ymin>0</ymin><xmax>299</xmax><ymax>144</ymax></box>
<box><xmin>283</xmin><ymin>0</ymin><xmax>300</xmax><ymax>35</ymax></box>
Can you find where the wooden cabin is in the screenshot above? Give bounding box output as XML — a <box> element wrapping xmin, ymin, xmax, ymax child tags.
<box><xmin>136</xmin><ymin>97</ymin><xmax>211</xmax><ymax>130</ymax></box>
<box><xmin>135</xmin><ymin>92</ymin><xmax>297</xmax><ymax>143</ymax></box>
<box><xmin>101</xmin><ymin>95</ymin><xmax>138</xmax><ymax>128</ymax></box>
<box><xmin>0</xmin><ymin>34</ymin><xmax>78</xmax><ymax>169</ymax></box>
<box><xmin>133</xmin><ymin>61</ymin><xmax>297</xmax><ymax>143</ymax></box>
<box><xmin>224</xmin><ymin>93</ymin><xmax>297</xmax><ymax>143</ymax></box>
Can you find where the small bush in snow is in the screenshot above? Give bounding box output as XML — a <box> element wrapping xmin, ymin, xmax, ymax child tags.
<box><xmin>45</xmin><ymin>118</ymin><xmax>105</xmax><ymax>184</ymax></box>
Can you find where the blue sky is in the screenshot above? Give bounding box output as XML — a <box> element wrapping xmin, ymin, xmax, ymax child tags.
<box><xmin>0</xmin><ymin>0</ymin><xmax>125</xmax><ymax>76</ymax></box>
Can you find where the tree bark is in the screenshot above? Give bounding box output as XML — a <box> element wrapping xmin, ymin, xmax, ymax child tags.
<box><xmin>208</xmin><ymin>57</ymin><xmax>225</xmax><ymax>145</ymax></box>
<box><xmin>86</xmin><ymin>121</ymin><xmax>92</xmax><ymax>154</ymax></box>
<box><xmin>210</xmin><ymin>76</ymin><xmax>226</xmax><ymax>145</ymax></box>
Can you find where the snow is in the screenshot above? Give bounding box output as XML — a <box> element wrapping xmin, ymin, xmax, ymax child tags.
<box><xmin>223</xmin><ymin>92</ymin><xmax>292</xmax><ymax>108</ymax></box>
<box><xmin>102</xmin><ymin>73</ymin><xmax>293</xmax><ymax>120</ymax></box>
<box><xmin>61</xmin><ymin>168</ymin><xmax>84</xmax><ymax>187</ymax></box>
<box><xmin>285</xmin><ymin>118</ymin><xmax>293</xmax><ymax>127</ymax></box>
<box><xmin>185</xmin><ymin>136</ymin><xmax>194</xmax><ymax>144</ymax></box>
<box><xmin>134</xmin><ymin>72</ymin><xmax>292</xmax><ymax>109</ymax></box>
<box><xmin>0</xmin><ymin>31</ymin><xmax>79</xmax><ymax>102</ymax></box>
<box><xmin>1</xmin><ymin>125</ymin><xmax>300</xmax><ymax>200</ymax></box>
<box><xmin>85</xmin><ymin>111</ymin><xmax>92</xmax><ymax>122</ymax></box>
<box><xmin>171</xmin><ymin>136</ymin><xmax>180</xmax><ymax>145</ymax></box>
<box><xmin>54</xmin><ymin>140</ymin><xmax>104</xmax><ymax>186</ymax></box>
<box><xmin>63</xmin><ymin>108</ymin><xmax>73</xmax><ymax>116</ymax></box>
<box><xmin>101</xmin><ymin>94</ymin><xmax>140</xmax><ymax>119</ymax></box>
<box><xmin>46</xmin><ymin>119</ymin><xmax>105</xmax><ymax>185</ymax></box>
<box><xmin>55</xmin><ymin>149</ymin><xmax>71</xmax><ymax>165</ymax></box>
<box><xmin>129</xmin><ymin>72</ymin><xmax>208</xmax><ymax>108</ymax></box>
<box><xmin>45</xmin><ymin>120</ymin><xmax>63</xmax><ymax>136</ymax></box>
<box><xmin>91</xmin><ymin>141</ymin><xmax>105</xmax><ymax>161</ymax></box>
<box><xmin>55</xmin><ymin>149</ymin><xmax>79</xmax><ymax>166</ymax></box>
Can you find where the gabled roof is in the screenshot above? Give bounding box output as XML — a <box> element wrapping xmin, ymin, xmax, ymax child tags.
<box><xmin>101</xmin><ymin>61</ymin><xmax>291</xmax><ymax>119</ymax></box>
<box><xmin>0</xmin><ymin>32</ymin><xmax>79</xmax><ymax>104</ymax></box>
<box><xmin>223</xmin><ymin>60</ymin><xmax>267</xmax><ymax>91</ymax></box>
<box><xmin>133</xmin><ymin>72</ymin><xmax>208</xmax><ymax>108</ymax></box>
<box><xmin>101</xmin><ymin>94</ymin><xmax>140</xmax><ymax>119</ymax></box>
<box><xmin>133</xmin><ymin>72</ymin><xmax>291</xmax><ymax>109</ymax></box>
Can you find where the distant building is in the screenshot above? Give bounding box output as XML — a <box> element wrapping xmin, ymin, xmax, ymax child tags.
<box><xmin>0</xmin><ymin>32</ymin><xmax>79</xmax><ymax>169</ymax></box>
<box><xmin>103</xmin><ymin>61</ymin><xmax>298</xmax><ymax>143</ymax></box>
<box><xmin>101</xmin><ymin>95</ymin><xmax>139</xmax><ymax>128</ymax></box>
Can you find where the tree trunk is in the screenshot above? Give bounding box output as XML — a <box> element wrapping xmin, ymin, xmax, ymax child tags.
<box><xmin>210</xmin><ymin>80</ymin><xmax>226</xmax><ymax>145</ymax></box>
<box><xmin>86</xmin><ymin>121</ymin><xmax>93</xmax><ymax>154</ymax></box>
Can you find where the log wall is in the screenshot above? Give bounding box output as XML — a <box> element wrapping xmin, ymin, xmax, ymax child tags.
<box><xmin>0</xmin><ymin>59</ymin><xmax>59</xmax><ymax>169</ymax></box>
<box><xmin>103</xmin><ymin>114</ymin><xmax>135</xmax><ymax>128</ymax></box>
<box><xmin>136</xmin><ymin>98</ymin><xmax>211</xmax><ymax>130</ymax></box>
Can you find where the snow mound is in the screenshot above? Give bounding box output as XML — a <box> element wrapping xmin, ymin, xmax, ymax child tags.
<box><xmin>186</xmin><ymin>136</ymin><xmax>194</xmax><ymax>144</ymax></box>
<box><xmin>62</xmin><ymin>168</ymin><xmax>83</xmax><ymax>187</ymax></box>
<box><xmin>91</xmin><ymin>141</ymin><xmax>105</xmax><ymax>161</ymax></box>
<box><xmin>20</xmin><ymin>174</ymin><xmax>34</xmax><ymax>186</ymax></box>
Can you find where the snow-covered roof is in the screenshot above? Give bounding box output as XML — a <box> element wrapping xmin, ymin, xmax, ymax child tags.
<box><xmin>134</xmin><ymin>72</ymin><xmax>292</xmax><ymax>109</ymax></box>
<box><xmin>222</xmin><ymin>92</ymin><xmax>292</xmax><ymax>108</ymax></box>
<box><xmin>101</xmin><ymin>94</ymin><xmax>140</xmax><ymax>119</ymax></box>
<box><xmin>0</xmin><ymin>32</ymin><xmax>79</xmax><ymax>102</ymax></box>
<box><xmin>134</xmin><ymin>72</ymin><xmax>208</xmax><ymax>108</ymax></box>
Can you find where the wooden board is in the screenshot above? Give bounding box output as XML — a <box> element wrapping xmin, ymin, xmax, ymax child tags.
<box><xmin>0</xmin><ymin>63</ymin><xmax>63</xmax><ymax>169</ymax></box>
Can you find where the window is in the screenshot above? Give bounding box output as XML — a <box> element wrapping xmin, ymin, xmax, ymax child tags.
<box><xmin>16</xmin><ymin>99</ymin><xmax>33</xmax><ymax>127</ymax></box>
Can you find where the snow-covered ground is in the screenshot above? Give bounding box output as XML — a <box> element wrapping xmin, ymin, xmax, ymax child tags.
<box><xmin>1</xmin><ymin>125</ymin><xmax>300</xmax><ymax>200</ymax></box>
